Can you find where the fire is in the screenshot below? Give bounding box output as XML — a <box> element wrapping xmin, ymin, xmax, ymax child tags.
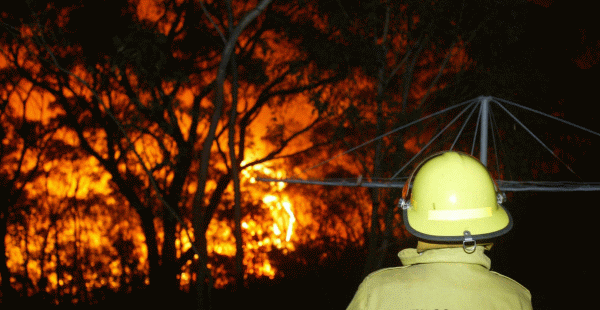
<box><xmin>210</xmin><ymin>163</ymin><xmax>298</xmax><ymax>282</ymax></box>
<box><xmin>0</xmin><ymin>0</ymin><xmax>475</xmax><ymax>300</ymax></box>
<box><xmin>403</xmin><ymin>127</ymin><xmax>435</xmax><ymax>154</ymax></box>
<box><xmin>263</xmin><ymin>194</ymin><xmax>296</xmax><ymax>242</ymax></box>
<box><xmin>169</xmin><ymin>162</ymin><xmax>300</xmax><ymax>288</ymax></box>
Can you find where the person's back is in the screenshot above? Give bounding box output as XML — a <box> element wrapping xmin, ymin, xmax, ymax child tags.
<box><xmin>346</xmin><ymin>152</ymin><xmax>532</xmax><ymax>310</ymax></box>
<box><xmin>347</xmin><ymin>246</ymin><xmax>531</xmax><ymax>310</ymax></box>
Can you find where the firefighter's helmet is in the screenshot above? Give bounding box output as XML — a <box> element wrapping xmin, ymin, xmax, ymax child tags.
<box><xmin>399</xmin><ymin>151</ymin><xmax>512</xmax><ymax>247</ymax></box>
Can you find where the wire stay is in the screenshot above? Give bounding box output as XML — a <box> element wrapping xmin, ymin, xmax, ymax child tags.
<box><xmin>491</xmin><ymin>99</ymin><xmax>580</xmax><ymax>178</ymax></box>
<box><xmin>390</xmin><ymin>101</ymin><xmax>476</xmax><ymax>179</ymax></box>
<box><xmin>295</xmin><ymin>98</ymin><xmax>476</xmax><ymax>177</ymax></box>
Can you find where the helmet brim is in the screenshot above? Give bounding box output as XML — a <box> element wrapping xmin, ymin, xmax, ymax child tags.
<box><xmin>403</xmin><ymin>203</ymin><xmax>513</xmax><ymax>242</ymax></box>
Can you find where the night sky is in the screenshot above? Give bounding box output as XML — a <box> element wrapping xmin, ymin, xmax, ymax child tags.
<box><xmin>521</xmin><ymin>1</ymin><xmax>598</xmax><ymax>110</ymax></box>
<box><xmin>480</xmin><ymin>1</ymin><xmax>599</xmax><ymax>309</ymax></box>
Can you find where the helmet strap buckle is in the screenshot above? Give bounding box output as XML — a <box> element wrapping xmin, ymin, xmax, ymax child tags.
<box><xmin>462</xmin><ymin>231</ymin><xmax>476</xmax><ymax>254</ymax></box>
<box><xmin>497</xmin><ymin>192</ymin><xmax>507</xmax><ymax>205</ymax></box>
<box><xmin>398</xmin><ymin>198</ymin><xmax>411</xmax><ymax>210</ymax></box>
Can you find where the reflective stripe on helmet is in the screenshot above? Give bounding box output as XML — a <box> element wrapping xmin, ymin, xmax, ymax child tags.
<box><xmin>428</xmin><ymin>207</ymin><xmax>493</xmax><ymax>221</ymax></box>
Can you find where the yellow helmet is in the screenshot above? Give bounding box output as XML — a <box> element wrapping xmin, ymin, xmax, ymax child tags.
<box><xmin>400</xmin><ymin>151</ymin><xmax>512</xmax><ymax>245</ymax></box>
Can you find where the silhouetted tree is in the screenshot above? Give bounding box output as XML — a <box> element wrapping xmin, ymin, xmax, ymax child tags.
<box><xmin>2</xmin><ymin>0</ymin><xmax>351</xmax><ymax>308</ymax></box>
<box><xmin>0</xmin><ymin>78</ymin><xmax>59</xmax><ymax>304</ymax></box>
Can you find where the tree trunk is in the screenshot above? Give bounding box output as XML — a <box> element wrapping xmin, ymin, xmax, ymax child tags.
<box><xmin>124</xmin><ymin>205</ymin><xmax>160</xmax><ymax>293</ymax></box>
<box><xmin>226</xmin><ymin>0</ymin><xmax>244</xmax><ymax>290</ymax></box>
<box><xmin>0</xmin><ymin>210</ymin><xmax>17</xmax><ymax>304</ymax></box>
<box><xmin>161</xmin><ymin>211</ymin><xmax>179</xmax><ymax>293</ymax></box>
<box><xmin>363</xmin><ymin>19</ymin><xmax>388</xmax><ymax>275</ymax></box>
<box><xmin>54</xmin><ymin>221</ymin><xmax>61</xmax><ymax>303</ymax></box>
<box><xmin>108</xmin><ymin>170</ymin><xmax>161</xmax><ymax>291</ymax></box>
<box><xmin>193</xmin><ymin>232</ymin><xmax>211</xmax><ymax>310</ymax></box>
<box><xmin>363</xmin><ymin>101</ymin><xmax>384</xmax><ymax>277</ymax></box>
<box><xmin>191</xmin><ymin>1</ymin><xmax>273</xmax><ymax>308</ymax></box>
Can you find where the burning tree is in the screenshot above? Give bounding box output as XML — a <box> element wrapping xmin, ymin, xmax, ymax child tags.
<box><xmin>0</xmin><ymin>62</ymin><xmax>64</xmax><ymax>303</ymax></box>
<box><xmin>1</xmin><ymin>0</ymin><xmax>353</xmax><ymax>306</ymax></box>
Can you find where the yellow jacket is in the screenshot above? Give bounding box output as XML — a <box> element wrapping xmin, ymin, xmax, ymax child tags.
<box><xmin>346</xmin><ymin>246</ymin><xmax>532</xmax><ymax>310</ymax></box>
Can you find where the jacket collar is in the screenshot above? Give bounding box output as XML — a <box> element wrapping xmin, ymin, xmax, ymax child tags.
<box><xmin>398</xmin><ymin>246</ymin><xmax>492</xmax><ymax>270</ymax></box>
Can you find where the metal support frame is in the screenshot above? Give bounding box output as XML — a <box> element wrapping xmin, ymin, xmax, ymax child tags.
<box><xmin>256</xmin><ymin>96</ymin><xmax>600</xmax><ymax>192</ymax></box>
<box><xmin>479</xmin><ymin>97</ymin><xmax>490</xmax><ymax>167</ymax></box>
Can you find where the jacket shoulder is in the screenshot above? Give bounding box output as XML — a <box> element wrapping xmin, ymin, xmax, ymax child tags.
<box><xmin>489</xmin><ymin>271</ymin><xmax>531</xmax><ymax>297</ymax></box>
<box><xmin>367</xmin><ymin>265</ymin><xmax>411</xmax><ymax>278</ymax></box>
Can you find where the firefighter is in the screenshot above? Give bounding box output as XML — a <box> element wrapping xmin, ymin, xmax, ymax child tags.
<box><xmin>346</xmin><ymin>151</ymin><xmax>532</xmax><ymax>310</ymax></box>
